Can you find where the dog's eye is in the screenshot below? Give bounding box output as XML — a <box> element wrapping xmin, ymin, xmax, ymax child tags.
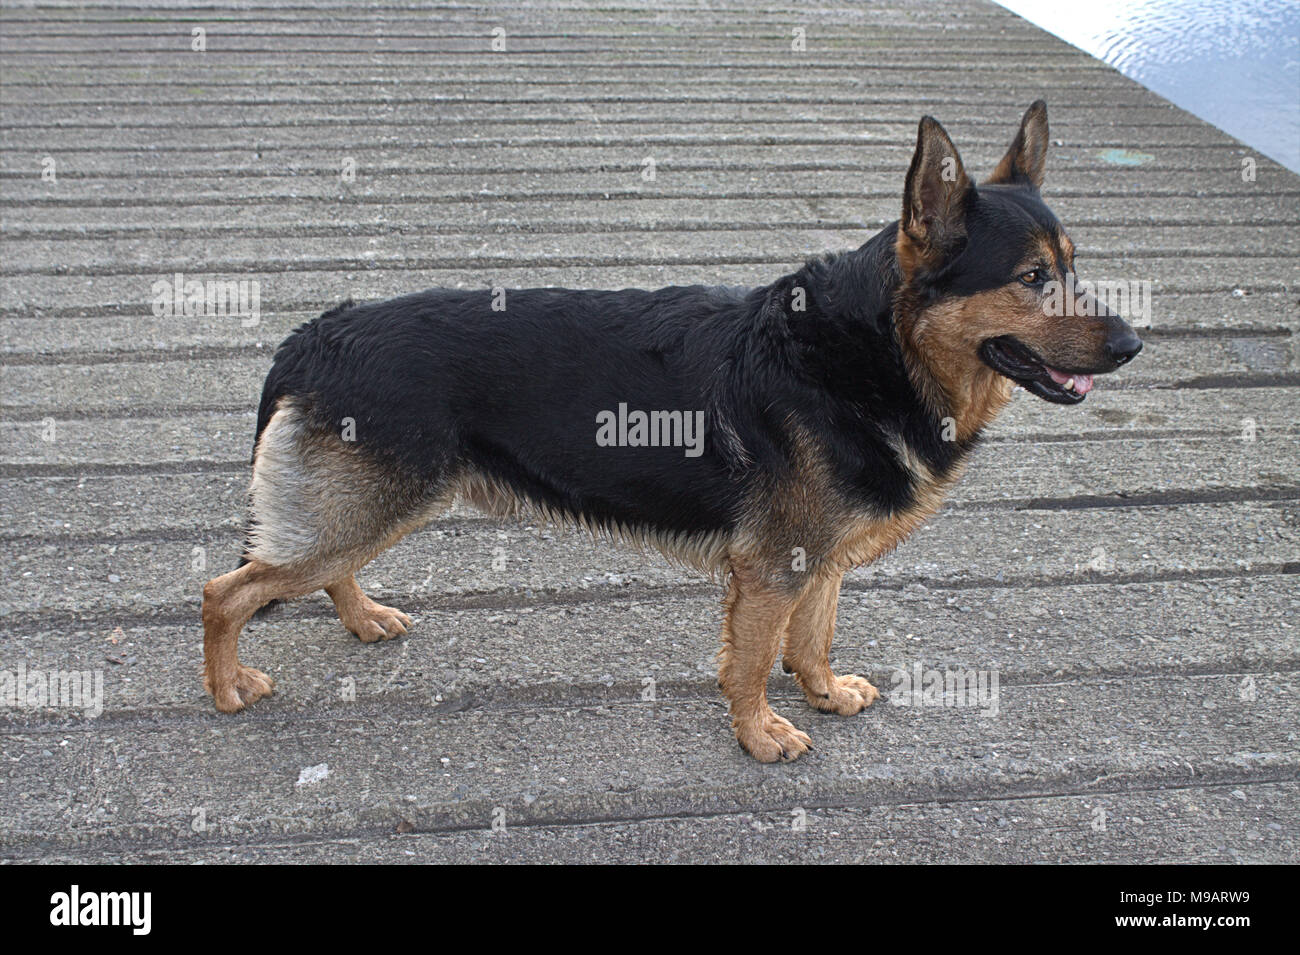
<box><xmin>1018</xmin><ymin>269</ymin><xmax>1045</xmax><ymax>286</ymax></box>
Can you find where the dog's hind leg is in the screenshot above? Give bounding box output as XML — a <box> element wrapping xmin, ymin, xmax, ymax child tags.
<box><xmin>203</xmin><ymin>558</ymin><xmax>334</xmax><ymax>711</ymax></box>
<box><xmin>203</xmin><ymin>398</ymin><xmax>438</xmax><ymax>712</ymax></box>
<box><xmin>781</xmin><ymin>569</ymin><xmax>879</xmax><ymax>715</ymax></box>
<box><xmin>326</xmin><ymin>575</ymin><xmax>412</xmax><ymax>643</ymax></box>
<box><xmin>718</xmin><ymin>560</ymin><xmax>811</xmax><ymax>762</ymax></box>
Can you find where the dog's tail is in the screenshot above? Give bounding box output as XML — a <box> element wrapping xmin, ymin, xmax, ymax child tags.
<box><xmin>251</xmin><ymin>297</ymin><xmax>356</xmax><ymax>463</ymax></box>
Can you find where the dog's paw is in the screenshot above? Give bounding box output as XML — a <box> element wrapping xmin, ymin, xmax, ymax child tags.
<box><xmin>807</xmin><ymin>673</ymin><xmax>879</xmax><ymax>715</ymax></box>
<box><xmin>734</xmin><ymin>709</ymin><xmax>813</xmax><ymax>763</ymax></box>
<box><xmin>205</xmin><ymin>664</ymin><xmax>275</xmax><ymax>713</ymax></box>
<box><xmin>342</xmin><ymin>600</ymin><xmax>412</xmax><ymax>643</ymax></box>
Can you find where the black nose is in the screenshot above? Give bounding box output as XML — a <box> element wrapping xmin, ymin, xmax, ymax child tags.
<box><xmin>1106</xmin><ymin>330</ymin><xmax>1143</xmax><ymax>366</ymax></box>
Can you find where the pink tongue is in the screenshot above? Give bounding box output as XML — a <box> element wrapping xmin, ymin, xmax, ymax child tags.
<box><xmin>1045</xmin><ymin>367</ymin><xmax>1095</xmax><ymax>395</ymax></box>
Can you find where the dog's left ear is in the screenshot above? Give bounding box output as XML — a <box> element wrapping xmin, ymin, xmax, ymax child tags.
<box><xmin>986</xmin><ymin>100</ymin><xmax>1049</xmax><ymax>188</ymax></box>
<box><xmin>898</xmin><ymin>115</ymin><xmax>973</xmax><ymax>269</ymax></box>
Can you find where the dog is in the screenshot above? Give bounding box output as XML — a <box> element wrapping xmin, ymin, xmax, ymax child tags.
<box><xmin>202</xmin><ymin>101</ymin><xmax>1142</xmax><ymax>762</ymax></box>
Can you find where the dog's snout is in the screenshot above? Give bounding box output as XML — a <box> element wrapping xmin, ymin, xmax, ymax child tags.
<box><xmin>1106</xmin><ymin>329</ymin><xmax>1143</xmax><ymax>366</ymax></box>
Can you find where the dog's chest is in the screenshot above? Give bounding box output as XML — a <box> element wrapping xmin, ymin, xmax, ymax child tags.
<box><xmin>829</xmin><ymin>445</ymin><xmax>969</xmax><ymax>570</ymax></box>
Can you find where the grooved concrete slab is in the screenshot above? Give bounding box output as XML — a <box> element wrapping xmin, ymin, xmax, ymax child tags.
<box><xmin>1</xmin><ymin>0</ymin><xmax>1297</xmax><ymax>864</ymax></box>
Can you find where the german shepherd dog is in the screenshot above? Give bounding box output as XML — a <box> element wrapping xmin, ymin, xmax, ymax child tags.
<box><xmin>202</xmin><ymin>102</ymin><xmax>1142</xmax><ymax>761</ymax></box>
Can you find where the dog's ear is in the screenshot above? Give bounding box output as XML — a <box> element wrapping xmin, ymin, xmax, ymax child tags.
<box><xmin>898</xmin><ymin>115</ymin><xmax>972</xmax><ymax>268</ymax></box>
<box><xmin>986</xmin><ymin>100</ymin><xmax>1049</xmax><ymax>188</ymax></box>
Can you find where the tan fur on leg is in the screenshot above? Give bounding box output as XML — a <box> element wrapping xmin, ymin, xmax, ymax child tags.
<box><xmin>202</xmin><ymin>559</ymin><xmax>333</xmax><ymax>712</ymax></box>
<box><xmin>718</xmin><ymin>563</ymin><xmax>811</xmax><ymax>762</ymax></box>
<box><xmin>782</xmin><ymin>570</ymin><xmax>879</xmax><ymax>715</ymax></box>
<box><xmin>326</xmin><ymin>575</ymin><xmax>412</xmax><ymax>643</ymax></box>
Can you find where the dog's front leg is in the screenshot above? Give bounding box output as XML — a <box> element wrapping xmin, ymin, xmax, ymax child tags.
<box><xmin>718</xmin><ymin>564</ymin><xmax>811</xmax><ymax>762</ymax></box>
<box><xmin>781</xmin><ymin>569</ymin><xmax>879</xmax><ymax>715</ymax></box>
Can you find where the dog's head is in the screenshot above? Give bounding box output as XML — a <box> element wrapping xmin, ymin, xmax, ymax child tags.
<box><xmin>894</xmin><ymin>101</ymin><xmax>1142</xmax><ymax>410</ymax></box>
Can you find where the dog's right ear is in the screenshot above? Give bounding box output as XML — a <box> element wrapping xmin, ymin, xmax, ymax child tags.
<box><xmin>898</xmin><ymin>116</ymin><xmax>972</xmax><ymax>272</ymax></box>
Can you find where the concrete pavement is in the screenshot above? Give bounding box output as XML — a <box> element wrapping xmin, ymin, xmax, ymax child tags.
<box><xmin>1</xmin><ymin>0</ymin><xmax>1297</xmax><ymax>863</ymax></box>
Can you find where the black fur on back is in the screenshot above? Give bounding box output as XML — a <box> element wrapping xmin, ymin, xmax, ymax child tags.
<box><xmin>251</xmin><ymin>223</ymin><xmax>983</xmax><ymax>542</ymax></box>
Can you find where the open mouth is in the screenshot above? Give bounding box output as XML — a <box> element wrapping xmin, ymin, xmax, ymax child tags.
<box><xmin>978</xmin><ymin>336</ymin><xmax>1095</xmax><ymax>405</ymax></box>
